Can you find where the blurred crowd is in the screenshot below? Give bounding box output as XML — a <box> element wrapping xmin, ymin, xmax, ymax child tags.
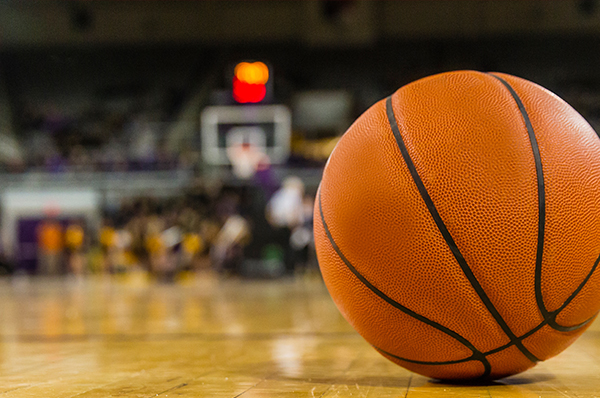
<box><xmin>10</xmin><ymin>96</ymin><xmax>188</xmax><ymax>173</ymax></box>
<box><xmin>30</xmin><ymin>176</ymin><xmax>316</xmax><ymax>280</ymax></box>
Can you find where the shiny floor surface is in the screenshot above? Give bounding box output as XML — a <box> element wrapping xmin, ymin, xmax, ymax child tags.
<box><xmin>0</xmin><ymin>273</ymin><xmax>599</xmax><ymax>397</ymax></box>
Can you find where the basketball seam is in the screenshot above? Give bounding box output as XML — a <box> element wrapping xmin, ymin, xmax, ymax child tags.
<box><xmin>374</xmin><ymin>346</ymin><xmax>479</xmax><ymax>366</ymax></box>
<box><xmin>317</xmin><ymin>189</ymin><xmax>492</xmax><ymax>379</ymax></box>
<box><xmin>547</xmin><ymin>253</ymin><xmax>600</xmax><ymax>331</ymax></box>
<box><xmin>384</xmin><ymin>94</ymin><xmax>539</xmax><ymax>364</ymax></box>
<box><xmin>488</xmin><ymin>73</ymin><xmax>550</xmax><ymax>332</ymax></box>
<box><xmin>320</xmin><ymin>182</ymin><xmax>598</xmax><ymax>369</ymax></box>
<box><xmin>488</xmin><ymin>73</ymin><xmax>600</xmax><ymax>333</ymax></box>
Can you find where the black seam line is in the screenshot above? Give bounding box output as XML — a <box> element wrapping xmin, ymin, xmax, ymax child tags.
<box><xmin>483</xmin><ymin>320</ymin><xmax>547</xmax><ymax>356</ymax></box>
<box><xmin>385</xmin><ymin>95</ymin><xmax>539</xmax><ymax>364</ymax></box>
<box><xmin>373</xmin><ymin>345</ymin><xmax>478</xmax><ymax>366</ymax></box>
<box><xmin>373</xmin><ymin>307</ymin><xmax>599</xmax><ymax>365</ymax></box>
<box><xmin>484</xmin><ymin>308</ymin><xmax>600</xmax><ymax>357</ymax></box>
<box><xmin>486</xmin><ymin>74</ymin><xmax>549</xmax><ymax>332</ymax></box>
<box><xmin>487</xmin><ymin>73</ymin><xmax>600</xmax><ymax>333</ymax></box>
<box><xmin>317</xmin><ymin>190</ymin><xmax>491</xmax><ymax>379</ymax></box>
<box><xmin>377</xmin><ymin>346</ymin><xmax>492</xmax><ymax>381</ymax></box>
<box><xmin>548</xmin><ymin>253</ymin><xmax>600</xmax><ymax>331</ymax></box>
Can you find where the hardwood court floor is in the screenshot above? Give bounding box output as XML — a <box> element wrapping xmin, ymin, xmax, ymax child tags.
<box><xmin>0</xmin><ymin>273</ymin><xmax>599</xmax><ymax>397</ymax></box>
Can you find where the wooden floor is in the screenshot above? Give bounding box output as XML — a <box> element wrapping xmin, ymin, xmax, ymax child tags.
<box><xmin>0</xmin><ymin>272</ymin><xmax>599</xmax><ymax>397</ymax></box>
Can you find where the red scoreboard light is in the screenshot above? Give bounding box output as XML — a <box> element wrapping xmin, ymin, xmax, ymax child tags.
<box><xmin>233</xmin><ymin>61</ymin><xmax>269</xmax><ymax>104</ymax></box>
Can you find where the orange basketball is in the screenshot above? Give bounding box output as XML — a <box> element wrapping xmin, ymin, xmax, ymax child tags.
<box><xmin>314</xmin><ymin>71</ymin><xmax>600</xmax><ymax>380</ymax></box>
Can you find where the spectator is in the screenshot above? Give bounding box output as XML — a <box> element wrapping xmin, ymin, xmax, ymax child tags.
<box><xmin>37</xmin><ymin>216</ymin><xmax>64</xmax><ymax>275</ymax></box>
<box><xmin>211</xmin><ymin>214</ymin><xmax>251</xmax><ymax>276</ymax></box>
<box><xmin>65</xmin><ymin>221</ymin><xmax>85</xmax><ymax>276</ymax></box>
<box><xmin>266</xmin><ymin>176</ymin><xmax>305</xmax><ymax>275</ymax></box>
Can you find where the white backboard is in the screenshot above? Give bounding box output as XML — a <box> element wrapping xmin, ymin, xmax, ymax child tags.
<box><xmin>201</xmin><ymin>105</ymin><xmax>291</xmax><ymax>165</ymax></box>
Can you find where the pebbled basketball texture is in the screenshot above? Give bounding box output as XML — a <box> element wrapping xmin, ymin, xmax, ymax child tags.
<box><xmin>314</xmin><ymin>70</ymin><xmax>600</xmax><ymax>380</ymax></box>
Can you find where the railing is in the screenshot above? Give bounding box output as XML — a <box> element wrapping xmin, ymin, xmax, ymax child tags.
<box><xmin>0</xmin><ymin>169</ymin><xmax>194</xmax><ymax>196</ymax></box>
<box><xmin>0</xmin><ymin>166</ymin><xmax>324</xmax><ymax>193</ymax></box>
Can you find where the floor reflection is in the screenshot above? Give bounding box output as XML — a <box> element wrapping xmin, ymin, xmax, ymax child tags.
<box><xmin>0</xmin><ymin>274</ymin><xmax>597</xmax><ymax>397</ymax></box>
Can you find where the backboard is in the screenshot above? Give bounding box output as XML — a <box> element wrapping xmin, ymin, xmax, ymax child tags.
<box><xmin>201</xmin><ymin>105</ymin><xmax>291</xmax><ymax>165</ymax></box>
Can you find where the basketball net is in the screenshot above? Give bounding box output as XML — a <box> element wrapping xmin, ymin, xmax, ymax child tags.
<box><xmin>227</xmin><ymin>142</ymin><xmax>268</xmax><ymax>179</ymax></box>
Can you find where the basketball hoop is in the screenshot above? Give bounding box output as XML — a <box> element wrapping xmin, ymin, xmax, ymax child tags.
<box><xmin>225</xmin><ymin>126</ymin><xmax>270</xmax><ymax>179</ymax></box>
<box><xmin>200</xmin><ymin>105</ymin><xmax>291</xmax><ymax>166</ymax></box>
<box><xmin>227</xmin><ymin>142</ymin><xmax>268</xmax><ymax>179</ymax></box>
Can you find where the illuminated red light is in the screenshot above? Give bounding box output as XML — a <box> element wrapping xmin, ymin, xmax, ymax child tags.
<box><xmin>233</xmin><ymin>61</ymin><xmax>269</xmax><ymax>104</ymax></box>
<box><xmin>233</xmin><ymin>76</ymin><xmax>266</xmax><ymax>103</ymax></box>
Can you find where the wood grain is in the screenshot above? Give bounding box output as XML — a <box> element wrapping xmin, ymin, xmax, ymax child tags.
<box><xmin>0</xmin><ymin>273</ymin><xmax>598</xmax><ymax>397</ymax></box>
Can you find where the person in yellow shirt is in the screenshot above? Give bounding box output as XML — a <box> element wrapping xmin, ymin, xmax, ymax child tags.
<box><xmin>145</xmin><ymin>217</ymin><xmax>167</xmax><ymax>275</ymax></box>
<box><xmin>65</xmin><ymin>223</ymin><xmax>84</xmax><ymax>250</ymax></box>
<box><xmin>98</xmin><ymin>220</ymin><xmax>117</xmax><ymax>272</ymax></box>
<box><xmin>99</xmin><ymin>224</ymin><xmax>116</xmax><ymax>251</ymax></box>
<box><xmin>181</xmin><ymin>232</ymin><xmax>204</xmax><ymax>271</ymax></box>
<box><xmin>65</xmin><ymin>222</ymin><xmax>85</xmax><ymax>276</ymax></box>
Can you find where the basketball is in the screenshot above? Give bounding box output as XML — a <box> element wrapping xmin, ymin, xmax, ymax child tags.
<box><xmin>314</xmin><ymin>70</ymin><xmax>600</xmax><ymax>380</ymax></box>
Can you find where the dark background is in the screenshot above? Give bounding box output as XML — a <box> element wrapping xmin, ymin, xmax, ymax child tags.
<box><xmin>0</xmin><ymin>0</ymin><xmax>598</xmax><ymax>277</ymax></box>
